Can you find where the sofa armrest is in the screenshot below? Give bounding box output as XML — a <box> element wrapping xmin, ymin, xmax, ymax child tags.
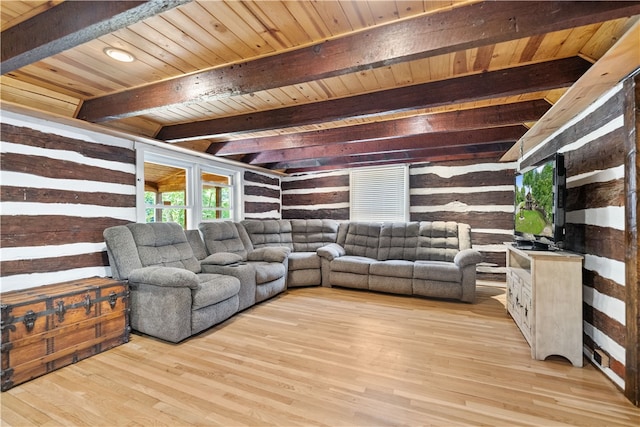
<box><xmin>454</xmin><ymin>249</ymin><xmax>483</xmax><ymax>267</ymax></box>
<box><xmin>247</xmin><ymin>247</ymin><xmax>291</xmax><ymax>263</ymax></box>
<box><xmin>317</xmin><ymin>243</ymin><xmax>346</xmax><ymax>261</ymax></box>
<box><xmin>128</xmin><ymin>266</ymin><xmax>199</xmax><ymax>289</ymax></box>
<box><xmin>201</xmin><ymin>252</ymin><xmax>244</xmax><ymax>266</ymax></box>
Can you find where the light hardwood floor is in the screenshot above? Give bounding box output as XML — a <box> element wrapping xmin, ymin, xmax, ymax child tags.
<box><xmin>2</xmin><ymin>285</ymin><xmax>639</xmax><ymax>426</ymax></box>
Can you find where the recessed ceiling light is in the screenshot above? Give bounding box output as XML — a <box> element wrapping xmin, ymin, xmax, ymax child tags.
<box><xmin>103</xmin><ymin>47</ymin><xmax>135</xmax><ymax>63</ymax></box>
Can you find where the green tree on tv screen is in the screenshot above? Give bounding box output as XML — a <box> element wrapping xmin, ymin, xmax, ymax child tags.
<box><xmin>515</xmin><ymin>163</ymin><xmax>554</xmax><ymax>236</ymax></box>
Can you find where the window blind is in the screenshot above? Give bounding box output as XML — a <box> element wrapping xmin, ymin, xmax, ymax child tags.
<box><xmin>350</xmin><ymin>165</ymin><xmax>408</xmax><ymax>222</ymax></box>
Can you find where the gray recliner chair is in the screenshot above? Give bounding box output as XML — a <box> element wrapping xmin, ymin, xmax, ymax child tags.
<box><xmin>103</xmin><ymin>222</ymin><xmax>241</xmax><ymax>343</ymax></box>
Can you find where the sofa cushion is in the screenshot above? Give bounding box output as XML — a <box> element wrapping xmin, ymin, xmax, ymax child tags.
<box><xmin>103</xmin><ymin>225</ymin><xmax>143</xmax><ymax>280</ymax></box>
<box><xmin>247</xmin><ymin>247</ymin><xmax>291</xmax><ymax>262</ymax></box>
<box><xmin>457</xmin><ymin>223</ymin><xmax>473</xmax><ymax>250</ymax></box>
<box><xmin>128</xmin><ymin>266</ymin><xmax>199</xmax><ymax>289</ymax></box>
<box><xmin>185</xmin><ymin>229</ymin><xmax>207</xmax><ymax>261</ymax></box>
<box><xmin>192</xmin><ymin>274</ymin><xmax>241</xmax><ymax>310</ymax></box>
<box><xmin>378</xmin><ymin>222</ymin><xmax>419</xmax><ymax>261</ymax></box>
<box><xmin>291</xmin><ymin>219</ymin><xmax>339</xmax><ymax>252</ymax></box>
<box><xmin>416</xmin><ymin>221</ymin><xmax>462</xmax><ymax>262</ymax></box>
<box><xmin>370</xmin><ymin>260</ymin><xmax>414</xmax><ymax>279</ymax></box>
<box><xmin>288</xmin><ymin>251</ymin><xmax>321</xmax><ymax>270</ymax></box>
<box><xmin>241</xmin><ymin>219</ymin><xmax>294</xmax><ymax>250</ymax></box>
<box><xmin>251</xmin><ymin>262</ymin><xmax>287</xmax><ymax>285</ymax></box>
<box><xmin>343</xmin><ymin>223</ymin><xmax>381</xmax><ymax>259</ymax></box>
<box><xmin>199</xmin><ymin>222</ymin><xmax>248</xmax><ymax>261</ymax></box>
<box><xmin>202</xmin><ymin>252</ymin><xmax>244</xmax><ymax>266</ymax></box>
<box><xmin>413</xmin><ymin>261</ymin><xmax>462</xmax><ymax>282</ymax></box>
<box><xmin>331</xmin><ymin>256</ymin><xmax>375</xmax><ymax>274</ymax></box>
<box><xmin>127</xmin><ymin>223</ymin><xmax>201</xmax><ymax>273</ymax></box>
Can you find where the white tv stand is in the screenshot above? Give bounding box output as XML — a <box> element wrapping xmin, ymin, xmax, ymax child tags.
<box><xmin>505</xmin><ymin>243</ymin><xmax>584</xmax><ymax>367</ymax></box>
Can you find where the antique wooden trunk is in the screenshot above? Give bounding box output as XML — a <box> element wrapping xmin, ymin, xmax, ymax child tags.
<box><xmin>0</xmin><ymin>277</ymin><xmax>129</xmax><ymax>391</ymax></box>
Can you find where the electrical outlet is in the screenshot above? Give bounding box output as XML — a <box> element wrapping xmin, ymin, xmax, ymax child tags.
<box><xmin>594</xmin><ymin>349</ymin><xmax>610</xmax><ymax>368</ymax></box>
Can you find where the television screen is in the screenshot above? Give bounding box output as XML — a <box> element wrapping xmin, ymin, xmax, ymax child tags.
<box><xmin>514</xmin><ymin>154</ymin><xmax>565</xmax><ymax>245</ymax></box>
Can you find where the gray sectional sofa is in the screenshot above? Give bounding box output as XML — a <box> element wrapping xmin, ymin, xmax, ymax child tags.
<box><xmin>196</xmin><ymin>219</ymin><xmax>481</xmax><ymax>302</ymax></box>
<box><xmin>317</xmin><ymin>221</ymin><xmax>482</xmax><ymax>303</ymax></box>
<box><xmin>104</xmin><ymin>219</ymin><xmax>481</xmax><ymax>342</ymax></box>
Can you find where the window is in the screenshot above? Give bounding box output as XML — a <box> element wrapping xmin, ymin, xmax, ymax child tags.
<box><xmin>201</xmin><ymin>171</ymin><xmax>233</xmax><ymax>221</ymax></box>
<box><xmin>350</xmin><ymin>165</ymin><xmax>408</xmax><ymax>222</ymax></box>
<box><xmin>138</xmin><ymin>146</ymin><xmax>242</xmax><ymax>228</ymax></box>
<box><xmin>144</xmin><ymin>162</ymin><xmax>189</xmax><ymax>228</ymax></box>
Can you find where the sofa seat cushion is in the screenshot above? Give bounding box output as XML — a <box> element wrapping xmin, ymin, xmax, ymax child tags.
<box><xmin>192</xmin><ymin>274</ymin><xmax>241</xmax><ymax>310</ymax></box>
<box><xmin>250</xmin><ymin>262</ymin><xmax>287</xmax><ymax>285</ymax></box>
<box><xmin>288</xmin><ymin>251</ymin><xmax>321</xmax><ymax>270</ymax></box>
<box><xmin>370</xmin><ymin>260</ymin><xmax>414</xmax><ymax>278</ymax></box>
<box><xmin>413</xmin><ymin>261</ymin><xmax>462</xmax><ymax>282</ymax></box>
<box><xmin>331</xmin><ymin>256</ymin><xmax>375</xmax><ymax>275</ymax></box>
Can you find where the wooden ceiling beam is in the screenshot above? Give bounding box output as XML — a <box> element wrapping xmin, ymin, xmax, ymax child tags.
<box><xmin>281</xmin><ymin>142</ymin><xmax>515</xmax><ymax>173</ymax></box>
<box><xmin>249</xmin><ymin>125</ymin><xmax>526</xmax><ymax>165</ymax></box>
<box><xmin>184</xmin><ymin>56</ymin><xmax>588</xmax><ymax>144</ymax></box>
<box><xmin>77</xmin><ymin>1</ymin><xmax>640</xmax><ymax>123</ymax></box>
<box><xmin>0</xmin><ymin>0</ymin><xmax>190</xmax><ymax>74</ymax></box>
<box><xmin>210</xmin><ymin>99</ymin><xmax>550</xmax><ymax>156</ymax></box>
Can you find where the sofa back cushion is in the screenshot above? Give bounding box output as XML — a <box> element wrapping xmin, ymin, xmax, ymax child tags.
<box><xmin>126</xmin><ymin>222</ymin><xmax>201</xmax><ymax>273</ymax></box>
<box><xmin>199</xmin><ymin>221</ymin><xmax>249</xmax><ymax>261</ymax></box>
<box><xmin>457</xmin><ymin>223</ymin><xmax>472</xmax><ymax>250</ymax></box>
<box><xmin>341</xmin><ymin>222</ymin><xmax>382</xmax><ymax>259</ymax></box>
<box><xmin>103</xmin><ymin>225</ymin><xmax>143</xmax><ymax>280</ymax></box>
<box><xmin>378</xmin><ymin>222</ymin><xmax>420</xmax><ymax>261</ymax></box>
<box><xmin>291</xmin><ymin>219</ymin><xmax>339</xmax><ymax>252</ymax></box>
<box><xmin>185</xmin><ymin>229</ymin><xmax>208</xmax><ymax>261</ymax></box>
<box><xmin>241</xmin><ymin>219</ymin><xmax>294</xmax><ymax>250</ymax></box>
<box><xmin>417</xmin><ymin>221</ymin><xmax>468</xmax><ymax>262</ymax></box>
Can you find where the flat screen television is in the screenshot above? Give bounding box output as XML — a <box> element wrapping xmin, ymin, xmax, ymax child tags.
<box><xmin>514</xmin><ymin>153</ymin><xmax>566</xmax><ymax>250</ymax></box>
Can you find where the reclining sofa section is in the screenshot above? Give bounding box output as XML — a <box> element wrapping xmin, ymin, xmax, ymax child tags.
<box><xmin>317</xmin><ymin>221</ymin><xmax>481</xmax><ymax>303</ymax></box>
<box><xmin>195</xmin><ymin>219</ymin><xmax>481</xmax><ymax>304</ymax></box>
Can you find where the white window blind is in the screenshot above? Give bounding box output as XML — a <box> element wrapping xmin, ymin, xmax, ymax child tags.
<box><xmin>350</xmin><ymin>165</ymin><xmax>408</xmax><ymax>222</ymax></box>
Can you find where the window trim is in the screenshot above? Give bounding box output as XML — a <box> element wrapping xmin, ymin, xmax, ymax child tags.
<box><xmin>198</xmin><ymin>165</ymin><xmax>238</xmax><ymax>222</ymax></box>
<box><xmin>136</xmin><ymin>144</ymin><xmax>243</xmax><ymax>228</ymax></box>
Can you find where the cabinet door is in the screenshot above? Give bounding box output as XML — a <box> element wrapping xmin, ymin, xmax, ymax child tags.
<box><xmin>520</xmin><ymin>283</ymin><xmax>532</xmax><ymax>345</ymax></box>
<box><xmin>507</xmin><ymin>271</ymin><xmax>521</xmax><ymax>323</ymax></box>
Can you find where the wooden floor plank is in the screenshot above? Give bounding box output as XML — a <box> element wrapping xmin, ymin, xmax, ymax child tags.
<box><xmin>1</xmin><ymin>285</ymin><xmax>639</xmax><ymax>426</ymax></box>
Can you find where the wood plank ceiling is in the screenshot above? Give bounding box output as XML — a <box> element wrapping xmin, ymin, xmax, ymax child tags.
<box><xmin>2</xmin><ymin>1</ymin><xmax>640</xmax><ymax>174</ymax></box>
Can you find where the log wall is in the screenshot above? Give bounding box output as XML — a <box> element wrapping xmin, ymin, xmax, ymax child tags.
<box><xmin>281</xmin><ymin>170</ymin><xmax>350</xmax><ymax>220</ymax></box>
<box><xmin>0</xmin><ymin>112</ymin><xmax>136</xmax><ymax>292</ymax></box>
<box><xmin>243</xmin><ymin>171</ymin><xmax>281</xmax><ymax>219</ymax></box>
<box><xmin>410</xmin><ymin>161</ymin><xmax>516</xmax><ymax>281</ymax></box>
